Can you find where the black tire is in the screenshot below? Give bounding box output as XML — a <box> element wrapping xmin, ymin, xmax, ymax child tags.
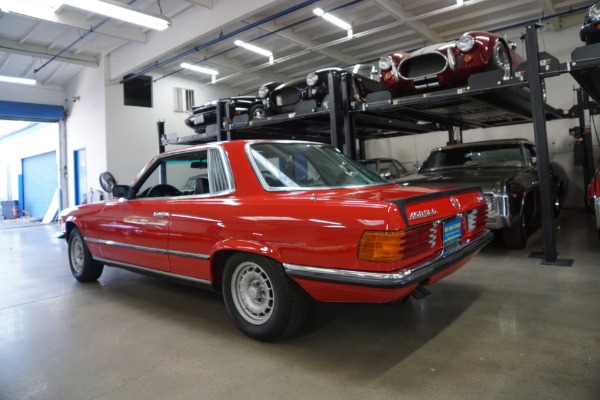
<box><xmin>68</xmin><ymin>228</ymin><xmax>104</xmax><ymax>282</ymax></box>
<box><xmin>222</xmin><ymin>253</ymin><xmax>308</xmax><ymax>342</ymax></box>
<box><xmin>248</xmin><ymin>104</ymin><xmax>265</xmax><ymax>120</ymax></box>
<box><xmin>489</xmin><ymin>41</ymin><xmax>511</xmax><ymax>80</ymax></box>
<box><xmin>502</xmin><ymin>213</ymin><xmax>527</xmax><ymax>250</ymax></box>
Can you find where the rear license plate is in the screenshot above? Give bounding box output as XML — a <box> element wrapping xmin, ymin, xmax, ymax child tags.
<box><xmin>443</xmin><ymin>218</ymin><xmax>462</xmax><ymax>250</ymax></box>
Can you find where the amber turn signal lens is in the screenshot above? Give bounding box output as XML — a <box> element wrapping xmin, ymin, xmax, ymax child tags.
<box><xmin>464</xmin><ymin>54</ymin><xmax>472</xmax><ymax>62</ymax></box>
<box><xmin>384</xmin><ymin>72</ymin><xmax>392</xmax><ymax>80</ymax></box>
<box><xmin>358</xmin><ymin>231</ymin><xmax>406</xmax><ymax>262</ymax></box>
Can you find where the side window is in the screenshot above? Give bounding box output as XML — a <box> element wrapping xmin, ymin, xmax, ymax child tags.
<box><xmin>208</xmin><ymin>148</ymin><xmax>233</xmax><ymax>194</ymax></box>
<box><xmin>135</xmin><ymin>150</ymin><xmax>212</xmax><ymax>198</ymax></box>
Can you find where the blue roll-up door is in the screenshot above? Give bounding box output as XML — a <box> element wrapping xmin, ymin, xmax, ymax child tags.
<box><xmin>22</xmin><ymin>151</ymin><xmax>58</xmax><ymax>219</ymax></box>
<box><xmin>0</xmin><ymin>100</ymin><xmax>64</xmax><ymax>122</ymax></box>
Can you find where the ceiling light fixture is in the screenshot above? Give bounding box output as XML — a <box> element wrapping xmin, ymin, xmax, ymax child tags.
<box><xmin>0</xmin><ymin>75</ymin><xmax>36</xmax><ymax>85</ymax></box>
<box><xmin>457</xmin><ymin>0</ymin><xmax>464</xmax><ymax>5</ymax></box>
<box><xmin>180</xmin><ymin>63</ymin><xmax>219</xmax><ymax>83</ymax></box>
<box><xmin>234</xmin><ymin>40</ymin><xmax>274</xmax><ymax>64</ymax></box>
<box><xmin>55</xmin><ymin>0</ymin><xmax>171</xmax><ymax>31</ymax></box>
<box><xmin>313</xmin><ymin>7</ymin><xmax>353</xmax><ymax>38</ymax></box>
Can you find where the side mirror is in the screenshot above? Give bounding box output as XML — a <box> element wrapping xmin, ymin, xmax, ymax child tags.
<box><xmin>112</xmin><ymin>185</ymin><xmax>133</xmax><ymax>199</ymax></box>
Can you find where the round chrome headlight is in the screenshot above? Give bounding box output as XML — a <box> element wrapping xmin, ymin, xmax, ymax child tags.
<box><xmin>379</xmin><ymin>55</ymin><xmax>393</xmax><ymax>71</ymax></box>
<box><xmin>258</xmin><ymin>85</ymin><xmax>269</xmax><ymax>99</ymax></box>
<box><xmin>306</xmin><ymin>72</ymin><xmax>319</xmax><ymax>87</ymax></box>
<box><xmin>589</xmin><ymin>3</ymin><xmax>600</xmax><ymax>20</ymax></box>
<box><xmin>457</xmin><ymin>34</ymin><xmax>475</xmax><ymax>53</ymax></box>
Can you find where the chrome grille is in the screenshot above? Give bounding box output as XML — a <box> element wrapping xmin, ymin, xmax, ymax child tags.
<box><xmin>399</xmin><ymin>53</ymin><xmax>447</xmax><ymax>79</ymax></box>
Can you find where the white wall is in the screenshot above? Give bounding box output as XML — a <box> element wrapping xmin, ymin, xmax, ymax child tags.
<box><xmin>364</xmin><ymin>25</ymin><xmax>600</xmax><ymax>209</ymax></box>
<box><xmin>64</xmin><ymin>60</ymin><xmax>108</xmax><ymax>207</ymax></box>
<box><xmin>104</xmin><ymin>71</ymin><xmax>239</xmax><ymax>185</ymax></box>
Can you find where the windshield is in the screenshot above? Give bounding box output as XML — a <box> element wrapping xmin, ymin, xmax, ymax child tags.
<box><xmin>420</xmin><ymin>144</ymin><xmax>525</xmax><ymax>171</ymax></box>
<box><xmin>248</xmin><ymin>142</ymin><xmax>389</xmax><ymax>189</ymax></box>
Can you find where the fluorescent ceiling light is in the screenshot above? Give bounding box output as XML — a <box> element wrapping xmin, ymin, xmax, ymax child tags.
<box><xmin>234</xmin><ymin>40</ymin><xmax>272</xmax><ymax>58</ymax></box>
<box><xmin>0</xmin><ymin>75</ymin><xmax>36</xmax><ymax>85</ymax></box>
<box><xmin>313</xmin><ymin>8</ymin><xmax>352</xmax><ymax>31</ymax></box>
<box><xmin>457</xmin><ymin>0</ymin><xmax>464</xmax><ymax>5</ymax></box>
<box><xmin>180</xmin><ymin>63</ymin><xmax>219</xmax><ymax>76</ymax></box>
<box><xmin>55</xmin><ymin>0</ymin><xmax>171</xmax><ymax>31</ymax></box>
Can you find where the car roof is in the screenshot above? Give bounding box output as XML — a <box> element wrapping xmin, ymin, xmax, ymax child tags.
<box><xmin>432</xmin><ymin>138</ymin><xmax>533</xmax><ymax>152</ymax></box>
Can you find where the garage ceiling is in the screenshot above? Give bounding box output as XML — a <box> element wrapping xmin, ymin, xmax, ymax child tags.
<box><xmin>0</xmin><ymin>0</ymin><xmax>592</xmax><ymax>95</ymax></box>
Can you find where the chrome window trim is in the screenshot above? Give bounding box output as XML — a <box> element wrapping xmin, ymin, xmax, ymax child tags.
<box><xmin>245</xmin><ymin>141</ymin><xmax>390</xmax><ymax>192</ymax></box>
<box><xmin>85</xmin><ymin>237</ymin><xmax>210</xmax><ymax>260</ymax></box>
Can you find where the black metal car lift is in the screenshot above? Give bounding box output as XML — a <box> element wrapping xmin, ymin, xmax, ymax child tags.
<box><xmin>159</xmin><ymin>24</ymin><xmax>600</xmax><ymax>265</ymax></box>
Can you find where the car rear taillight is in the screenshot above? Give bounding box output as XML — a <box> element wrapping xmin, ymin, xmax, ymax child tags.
<box><xmin>358</xmin><ymin>223</ymin><xmax>438</xmax><ymax>262</ymax></box>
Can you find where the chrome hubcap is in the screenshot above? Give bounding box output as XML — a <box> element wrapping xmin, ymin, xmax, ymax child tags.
<box><xmin>70</xmin><ymin>237</ymin><xmax>84</xmax><ymax>273</ymax></box>
<box><xmin>231</xmin><ymin>261</ymin><xmax>274</xmax><ymax>324</ymax></box>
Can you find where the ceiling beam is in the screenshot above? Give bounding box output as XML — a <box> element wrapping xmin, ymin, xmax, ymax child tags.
<box><xmin>538</xmin><ymin>0</ymin><xmax>559</xmax><ymax>29</ymax></box>
<box><xmin>241</xmin><ymin>18</ymin><xmax>359</xmax><ymax>65</ymax></box>
<box><xmin>5</xmin><ymin>1</ymin><xmax>147</xmax><ymax>43</ymax></box>
<box><xmin>371</xmin><ymin>0</ymin><xmax>443</xmax><ymax>44</ymax></box>
<box><xmin>0</xmin><ymin>38</ymin><xmax>99</xmax><ymax>68</ymax></box>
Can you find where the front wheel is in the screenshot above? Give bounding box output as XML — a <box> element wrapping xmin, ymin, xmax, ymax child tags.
<box><xmin>68</xmin><ymin>228</ymin><xmax>104</xmax><ymax>282</ymax></box>
<box><xmin>222</xmin><ymin>253</ymin><xmax>308</xmax><ymax>342</ymax></box>
<box><xmin>489</xmin><ymin>41</ymin><xmax>512</xmax><ymax>80</ymax></box>
<box><xmin>248</xmin><ymin>104</ymin><xmax>265</xmax><ymax>120</ymax></box>
<box><xmin>502</xmin><ymin>213</ymin><xmax>526</xmax><ymax>250</ymax></box>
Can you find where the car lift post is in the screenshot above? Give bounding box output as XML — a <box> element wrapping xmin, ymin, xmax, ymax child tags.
<box><xmin>525</xmin><ymin>24</ymin><xmax>572</xmax><ymax>266</ymax></box>
<box><xmin>576</xmin><ymin>88</ymin><xmax>596</xmax><ymax>194</ymax></box>
<box><xmin>341</xmin><ymin>73</ymin><xmax>356</xmax><ymax>159</ymax></box>
<box><xmin>328</xmin><ymin>71</ymin><xmax>344</xmax><ymax>153</ymax></box>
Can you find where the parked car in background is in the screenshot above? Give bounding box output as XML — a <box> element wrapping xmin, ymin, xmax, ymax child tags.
<box><xmin>184</xmin><ymin>96</ymin><xmax>266</xmax><ymax>134</ymax></box>
<box><xmin>379</xmin><ymin>31</ymin><xmax>522</xmax><ymax>95</ymax></box>
<box><xmin>397</xmin><ymin>139</ymin><xmax>568</xmax><ymax>250</ymax></box>
<box><xmin>58</xmin><ymin>140</ymin><xmax>492</xmax><ymax>342</ymax></box>
<box><xmin>580</xmin><ymin>2</ymin><xmax>600</xmax><ymax>45</ymax></box>
<box><xmin>587</xmin><ymin>165</ymin><xmax>600</xmax><ymax>234</ymax></box>
<box><xmin>359</xmin><ymin>158</ymin><xmax>409</xmax><ymax>180</ymax></box>
<box><xmin>258</xmin><ymin>65</ymin><xmax>381</xmax><ymax>116</ymax></box>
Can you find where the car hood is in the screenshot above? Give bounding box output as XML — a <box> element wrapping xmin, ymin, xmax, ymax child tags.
<box><xmin>395</xmin><ymin>167</ymin><xmax>528</xmax><ymax>192</ymax></box>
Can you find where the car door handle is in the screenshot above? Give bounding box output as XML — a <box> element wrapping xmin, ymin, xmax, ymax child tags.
<box><xmin>153</xmin><ymin>212</ymin><xmax>170</xmax><ymax>218</ymax></box>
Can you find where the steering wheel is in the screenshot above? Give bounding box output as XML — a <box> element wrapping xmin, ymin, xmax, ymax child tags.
<box><xmin>146</xmin><ymin>184</ymin><xmax>181</xmax><ymax>197</ymax></box>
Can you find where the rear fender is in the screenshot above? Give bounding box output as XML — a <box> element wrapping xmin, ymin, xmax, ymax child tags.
<box><xmin>209</xmin><ymin>239</ymin><xmax>283</xmax><ymax>290</ymax></box>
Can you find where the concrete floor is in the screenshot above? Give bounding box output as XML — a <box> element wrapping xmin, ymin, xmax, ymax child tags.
<box><xmin>0</xmin><ymin>209</ymin><xmax>599</xmax><ymax>400</ymax></box>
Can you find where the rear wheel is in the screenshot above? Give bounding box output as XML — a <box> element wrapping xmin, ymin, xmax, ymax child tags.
<box><xmin>490</xmin><ymin>41</ymin><xmax>511</xmax><ymax>80</ymax></box>
<box><xmin>68</xmin><ymin>228</ymin><xmax>104</xmax><ymax>282</ymax></box>
<box><xmin>222</xmin><ymin>253</ymin><xmax>308</xmax><ymax>342</ymax></box>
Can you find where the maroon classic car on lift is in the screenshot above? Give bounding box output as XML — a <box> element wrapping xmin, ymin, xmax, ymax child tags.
<box><xmin>378</xmin><ymin>31</ymin><xmax>522</xmax><ymax>95</ymax></box>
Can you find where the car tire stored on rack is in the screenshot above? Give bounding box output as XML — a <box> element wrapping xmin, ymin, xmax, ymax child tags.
<box><xmin>68</xmin><ymin>227</ymin><xmax>104</xmax><ymax>282</ymax></box>
<box><xmin>222</xmin><ymin>253</ymin><xmax>308</xmax><ymax>342</ymax></box>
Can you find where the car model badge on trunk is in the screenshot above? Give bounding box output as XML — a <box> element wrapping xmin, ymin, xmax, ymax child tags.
<box><xmin>409</xmin><ymin>209</ymin><xmax>438</xmax><ymax>220</ymax></box>
<box><xmin>450</xmin><ymin>196</ymin><xmax>461</xmax><ymax>210</ymax></box>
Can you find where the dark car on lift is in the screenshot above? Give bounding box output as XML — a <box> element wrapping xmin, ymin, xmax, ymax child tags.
<box><xmin>397</xmin><ymin>139</ymin><xmax>568</xmax><ymax>250</ymax></box>
<box><xmin>184</xmin><ymin>96</ymin><xmax>267</xmax><ymax>134</ymax></box>
<box><xmin>580</xmin><ymin>2</ymin><xmax>600</xmax><ymax>45</ymax></box>
<box><xmin>257</xmin><ymin>65</ymin><xmax>381</xmax><ymax>116</ymax></box>
<box><xmin>359</xmin><ymin>158</ymin><xmax>410</xmax><ymax>181</ymax></box>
